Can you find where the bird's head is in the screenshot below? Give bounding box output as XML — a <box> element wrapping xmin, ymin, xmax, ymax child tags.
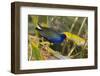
<box><xmin>63</xmin><ymin>32</ymin><xmax>71</xmax><ymax>39</ymax></box>
<box><xmin>61</xmin><ymin>34</ymin><xmax>67</xmax><ymax>40</ymax></box>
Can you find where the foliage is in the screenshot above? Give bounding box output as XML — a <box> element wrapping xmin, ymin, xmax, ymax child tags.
<box><xmin>28</xmin><ymin>15</ymin><xmax>88</xmax><ymax>61</ymax></box>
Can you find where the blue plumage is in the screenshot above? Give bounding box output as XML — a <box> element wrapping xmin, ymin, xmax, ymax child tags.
<box><xmin>36</xmin><ymin>25</ymin><xmax>66</xmax><ymax>44</ymax></box>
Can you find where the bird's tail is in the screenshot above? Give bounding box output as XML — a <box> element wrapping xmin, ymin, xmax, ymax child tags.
<box><xmin>36</xmin><ymin>23</ymin><xmax>42</xmax><ymax>31</ymax></box>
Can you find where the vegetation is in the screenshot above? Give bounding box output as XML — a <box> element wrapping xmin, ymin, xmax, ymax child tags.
<box><xmin>28</xmin><ymin>15</ymin><xmax>88</xmax><ymax>61</ymax></box>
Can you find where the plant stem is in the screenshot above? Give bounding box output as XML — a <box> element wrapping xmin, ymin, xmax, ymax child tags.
<box><xmin>28</xmin><ymin>43</ymin><xmax>32</xmax><ymax>60</ymax></box>
<box><xmin>63</xmin><ymin>17</ymin><xmax>78</xmax><ymax>55</ymax></box>
<box><xmin>69</xmin><ymin>17</ymin><xmax>78</xmax><ymax>32</ymax></box>
<box><xmin>68</xmin><ymin>17</ymin><xmax>87</xmax><ymax>57</ymax></box>
<box><xmin>78</xmin><ymin>18</ymin><xmax>87</xmax><ymax>35</ymax></box>
<box><xmin>47</xmin><ymin>45</ymin><xmax>70</xmax><ymax>59</ymax></box>
<box><xmin>62</xmin><ymin>39</ymin><xmax>67</xmax><ymax>54</ymax></box>
<box><xmin>68</xmin><ymin>44</ymin><xmax>76</xmax><ymax>56</ymax></box>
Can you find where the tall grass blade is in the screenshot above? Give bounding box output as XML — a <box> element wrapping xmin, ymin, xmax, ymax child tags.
<box><xmin>78</xmin><ymin>18</ymin><xmax>87</xmax><ymax>35</ymax></box>
<box><xmin>68</xmin><ymin>17</ymin><xmax>87</xmax><ymax>57</ymax></box>
<box><xmin>69</xmin><ymin>17</ymin><xmax>78</xmax><ymax>32</ymax></box>
<box><xmin>31</xmin><ymin>42</ymin><xmax>43</xmax><ymax>60</ymax></box>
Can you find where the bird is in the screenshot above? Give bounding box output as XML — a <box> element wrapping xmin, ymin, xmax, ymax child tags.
<box><xmin>36</xmin><ymin>25</ymin><xmax>66</xmax><ymax>44</ymax></box>
<box><xmin>36</xmin><ymin>24</ymin><xmax>86</xmax><ymax>46</ymax></box>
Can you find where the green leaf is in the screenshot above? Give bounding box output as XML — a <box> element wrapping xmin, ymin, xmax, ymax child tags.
<box><xmin>39</xmin><ymin>16</ymin><xmax>48</xmax><ymax>27</ymax></box>
<box><xmin>31</xmin><ymin>16</ymin><xmax>38</xmax><ymax>26</ymax></box>
<box><xmin>31</xmin><ymin>42</ymin><xmax>43</xmax><ymax>60</ymax></box>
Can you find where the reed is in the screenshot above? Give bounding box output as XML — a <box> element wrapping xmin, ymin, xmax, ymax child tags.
<box><xmin>68</xmin><ymin>17</ymin><xmax>87</xmax><ymax>57</ymax></box>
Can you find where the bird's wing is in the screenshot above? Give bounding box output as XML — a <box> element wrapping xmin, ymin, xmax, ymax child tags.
<box><xmin>40</xmin><ymin>29</ymin><xmax>61</xmax><ymax>40</ymax></box>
